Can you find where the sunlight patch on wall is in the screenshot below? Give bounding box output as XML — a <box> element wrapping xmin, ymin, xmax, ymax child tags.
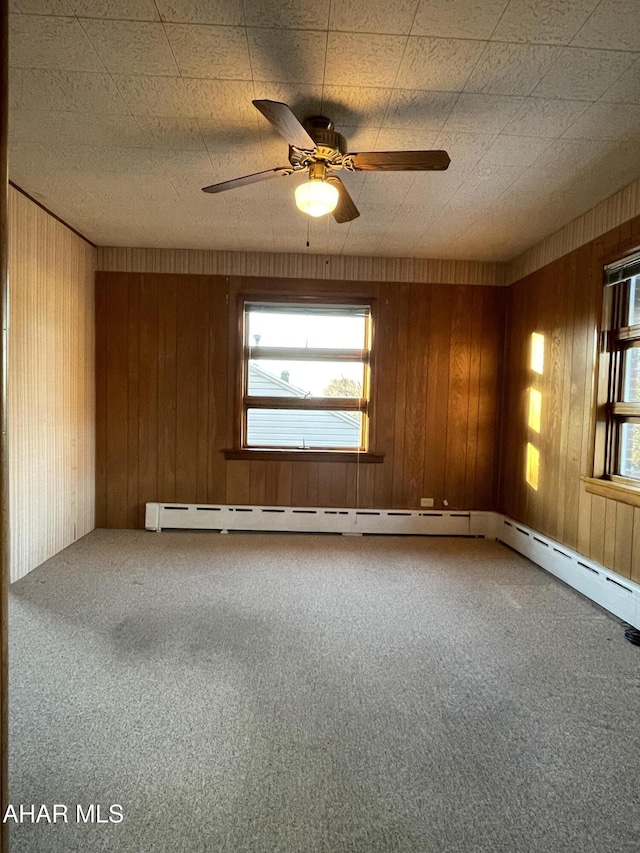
<box><xmin>531</xmin><ymin>332</ymin><xmax>545</xmax><ymax>375</ymax></box>
<box><xmin>528</xmin><ymin>388</ymin><xmax>542</xmax><ymax>433</ymax></box>
<box><xmin>526</xmin><ymin>442</ymin><xmax>540</xmax><ymax>491</ymax></box>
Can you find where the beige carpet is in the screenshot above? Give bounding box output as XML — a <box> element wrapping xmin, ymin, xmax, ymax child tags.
<box><xmin>8</xmin><ymin>531</ymin><xmax>640</xmax><ymax>852</ymax></box>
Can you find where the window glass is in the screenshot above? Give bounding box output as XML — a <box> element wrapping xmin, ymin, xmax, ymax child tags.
<box><xmin>619</xmin><ymin>422</ymin><xmax>640</xmax><ymax>480</ymax></box>
<box><xmin>247</xmin><ymin>309</ymin><xmax>367</xmax><ymax>349</ymax></box>
<box><xmin>623</xmin><ymin>347</ymin><xmax>640</xmax><ymax>402</ymax></box>
<box><xmin>247</xmin><ymin>360</ymin><xmax>364</xmax><ymax>397</ymax></box>
<box><xmin>246</xmin><ymin>409</ymin><xmax>362</xmax><ymax>449</ymax></box>
<box><xmin>630</xmin><ymin>276</ymin><xmax>640</xmax><ymax>326</ymax></box>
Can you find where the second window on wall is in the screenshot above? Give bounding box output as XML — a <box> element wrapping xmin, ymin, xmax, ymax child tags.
<box><xmin>241</xmin><ymin>299</ymin><xmax>372</xmax><ymax>452</ymax></box>
<box><xmin>600</xmin><ymin>253</ymin><xmax>640</xmax><ymax>483</ymax></box>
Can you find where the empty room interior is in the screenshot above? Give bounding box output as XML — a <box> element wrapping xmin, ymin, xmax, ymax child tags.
<box><xmin>2</xmin><ymin>0</ymin><xmax>640</xmax><ymax>850</ymax></box>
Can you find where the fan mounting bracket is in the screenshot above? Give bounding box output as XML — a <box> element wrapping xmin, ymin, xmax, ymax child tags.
<box><xmin>288</xmin><ymin>116</ymin><xmax>347</xmax><ymax>168</ymax></box>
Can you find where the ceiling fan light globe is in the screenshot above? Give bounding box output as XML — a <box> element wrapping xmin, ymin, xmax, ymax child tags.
<box><xmin>295</xmin><ymin>179</ymin><xmax>339</xmax><ymax>217</ymax></box>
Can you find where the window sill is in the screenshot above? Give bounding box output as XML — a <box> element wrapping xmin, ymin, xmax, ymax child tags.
<box><xmin>583</xmin><ymin>476</ymin><xmax>640</xmax><ymax>508</ymax></box>
<box><xmin>224</xmin><ymin>449</ymin><xmax>384</xmax><ymax>463</ymax></box>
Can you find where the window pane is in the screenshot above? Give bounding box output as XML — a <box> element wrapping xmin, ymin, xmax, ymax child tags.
<box><xmin>630</xmin><ymin>276</ymin><xmax>640</xmax><ymax>326</ymax></box>
<box><xmin>247</xmin><ymin>309</ymin><xmax>367</xmax><ymax>349</ymax></box>
<box><xmin>248</xmin><ymin>360</ymin><xmax>364</xmax><ymax>397</ymax></box>
<box><xmin>620</xmin><ymin>422</ymin><xmax>640</xmax><ymax>479</ymax></box>
<box><xmin>623</xmin><ymin>348</ymin><xmax>640</xmax><ymax>402</ymax></box>
<box><xmin>246</xmin><ymin>409</ymin><xmax>362</xmax><ymax>449</ymax></box>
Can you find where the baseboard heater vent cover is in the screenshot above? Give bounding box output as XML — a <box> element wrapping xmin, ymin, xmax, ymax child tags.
<box><xmin>498</xmin><ymin>517</ymin><xmax>640</xmax><ymax>630</ymax></box>
<box><xmin>145</xmin><ymin>502</ymin><xmax>498</xmax><ymax>537</ymax></box>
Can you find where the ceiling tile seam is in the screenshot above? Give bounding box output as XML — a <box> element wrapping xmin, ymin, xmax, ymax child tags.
<box><xmin>567</xmin><ymin>0</ymin><xmax>606</xmax><ymax>48</ymax></box>
<box><xmin>319</xmin><ymin>0</ymin><xmax>339</xmax><ymax>260</ymax></box>
<box><xmin>347</xmin><ymin>0</ymin><xmax>426</xmax><ymax>243</ymax></box>
<box><xmin>63</xmin><ymin>13</ymin><xmax>110</xmax><ymax>78</ymax></box>
<box><xmin>6</xmin><ymin>70</ymin><xmax>632</xmax><ymax>108</ymax></box>
<box><xmin>591</xmin><ymin>54</ymin><xmax>640</xmax><ymax>108</ymax></box>
<box><xmin>70</xmin><ymin>11</ymin><xmax>142</xmax><ymax>135</ymax></box>
<box><xmin>427</xmin><ymin>31</ymin><xmax>506</xmax><ymax>179</ymax></box>
<box><xmin>10</xmin><ymin>13</ymin><xmax>640</xmax><ymax>55</ymax></box>
<box><xmin>242</xmin><ymin>0</ymin><xmax>276</xmax><ymax>248</ymax></box>
<box><xmin>149</xmin><ymin>1</ymin><xmax>217</xmax><ymax>206</ymax></box>
<box><xmin>319</xmin><ymin>0</ymin><xmax>332</xmax><ymax>113</ymax></box>
<box><xmin>596</xmin><ymin>57</ymin><xmax>640</xmax><ymax>105</ymax></box>
<box><xmin>485</xmin><ymin>0</ymin><xmax>513</xmax><ymax>42</ymax></box>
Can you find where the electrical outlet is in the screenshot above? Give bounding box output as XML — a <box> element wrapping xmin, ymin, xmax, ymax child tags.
<box><xmin>420</xmin><ymin>498</ymin><xmax>434</xmax><ymax>508</ymax></box>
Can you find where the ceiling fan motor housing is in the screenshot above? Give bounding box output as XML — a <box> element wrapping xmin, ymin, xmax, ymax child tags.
<box><xmin>288</xmin><ymin>115</ymin><xmax>347</xmax><ymax>166</ymax></box>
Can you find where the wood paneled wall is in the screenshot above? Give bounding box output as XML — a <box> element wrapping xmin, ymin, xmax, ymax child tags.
<box><xmin>8</xmin><ymin>186</ymin><xmax>96</xmax><ymax>581</ymax></box>
<box><xmin>500</xmin><ymin>211</ymin><xmax>640</xmax><ymax>582</ymax></box>
<box><xmin>96</xmin><ymin>273</ymin><xmax>505</xmax><ymax>528</ymax></box>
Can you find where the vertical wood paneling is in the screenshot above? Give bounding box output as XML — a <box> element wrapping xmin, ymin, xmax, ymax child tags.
<box><xmin>372</xmin><ymin>284</ymin><xmax>398</xmax><ymax>507</ymax></box>
<box><xmin>8</xmin><ymin>187</ymin><xmax>95</xmax><ymax>581</ymax></box>
<box><xmin>476</xmin><ymin>289</ymin><xmax>503</xmax><ymax>510</ymax></box>
<box><xmin>446</xmin><ymin>286</ymin><xmax>472</xmax><ymax>508</ymax></box>
<box><xmin>95</xmin><ymin>275</ymin><xmax>107</xmax><ymax>528</ymax></box>
<box><xmin>463</xmin><ymin>287</ymin><xmax>484</xmax><ymax>508</ymax></box>
<box><xmin>158</xmin><ymin>276</ymin><xmax>177</xmax><ymax>502</ymax></box>
<box><xmin>127</xmin><ymin>276</ymin><xmax>140</xmax><ymax>530</ymax></box>
<box><xmin>138</xmin><ymin>275</ymin><xmax>159</xmax><ymax>528</ymax></box>
<box><xmin>175</xmin><ymin>276</ymin><xmax>199</xmax><ymax>501</ymax></box>
<box><xmin>424</xmin><ymin>286</ymin><xmax>452</xmax><ymax>508</ymax></box>
<box><xmin>96</xmin><ymin>273</ymin><xmax>505</xmax><ymax>526</ymax></box>
<box><xmin>208</xmin><ymin>276</ymin><xmax>228</xmax><ymax>503</ymax></box>
<box><xmin>603</xmin><ymin>499</ymin><xmax>617</xmax><ymax>568</ymax></box>
<box><xmin>501</xmin><ymin>214</ymin><xmax>640</xmax><ymax>576</ymax></box>
<box><xmin>403</xmin><ymin>283</ymin><xmax>430</xmax><ymax>508</ymax></box>
<box><xmin>632</xmin><ymin>508</ymin><xmax>640</xmax><ymax>584</ymax></box>
<box><xmin>276</xmin><ymin>461</ymin><xmax>292</xmax><ymax>505</ymax></box>
<box><xmin>614</xmin><ymin>503</ymin><xmax>634</xmax><ymax>579</ymax></box>
<box><xmin>196</xmin><ymin>278</ymin><xmax>211</xmax><ymax>504</ymax></box>
<box><xmin>390</xmin><ymin>282</ymin><xmax>410</xmax><ymax>507</ymax></box>
<box><xmin>105</xmin><ymin>274</ymin><xmax>129</xmax><ymax>529</ymax></box>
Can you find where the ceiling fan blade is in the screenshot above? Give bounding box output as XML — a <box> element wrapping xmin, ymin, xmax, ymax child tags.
<box><xmin>253</xmin><ymin>99</ymin><xmax>316</xmax><ymax>150</ymax></box>
<box><xmin>327</xmin><ymin>177</ymin><xmax>360</xmax><ymax>224</ymax></box>
<box><xmin>348</xmin><ymin>150</ymin><xmax>451</xmax><ymax>172</ymax></box>
<box><xmin>202</xmin><ymin>167</ymin><xmax>293</xmax><ymax>194</ymax></box>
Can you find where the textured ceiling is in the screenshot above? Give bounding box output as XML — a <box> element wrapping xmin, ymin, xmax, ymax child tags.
<box><xmin>8</xmin><ymin>0</ymin><xmax>640</xmax><ymax>260</ymax></box>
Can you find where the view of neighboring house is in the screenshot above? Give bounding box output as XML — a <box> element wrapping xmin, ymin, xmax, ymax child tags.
<box><xmin>247</xmin><ymin>362</ymin><xmax>361</xmax><ymax>449</ymax></box>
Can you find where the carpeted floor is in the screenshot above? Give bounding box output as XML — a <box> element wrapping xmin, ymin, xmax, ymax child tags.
<box><xmin>8</xmin><ymin>530</ymin><xmax>640</xmax><ymax>852</ymax></box>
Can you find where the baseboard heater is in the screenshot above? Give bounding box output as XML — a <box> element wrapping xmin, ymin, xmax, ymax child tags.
<box><xmin>145</xmin><ymin>502</ymin><xmax>639</xmax><ymax>630</ymax></box>
<box><xmin>145</xmin><ymin>502</ymin><xmax>499</xmax><ymax>537</ymax></box>
<box><xmin>497</xmin><ymin>516</ymin><xmax>640</xmax><ymax>631</ymax></box>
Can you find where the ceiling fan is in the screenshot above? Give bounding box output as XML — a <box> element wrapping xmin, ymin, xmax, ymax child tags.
<box><xmin>202</xmin><ymin>99</ymin><xmax>451</xmax><ymax>223</ymax></box>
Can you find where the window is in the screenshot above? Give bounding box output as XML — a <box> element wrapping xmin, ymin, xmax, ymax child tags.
<box><xmin>599</xmin><ymin>253</ymin><xmax>640</xmax><ymax>484</ymax></box>
<box><xmin>240</xmin><ymin>300</ymin><xmax>372</xmax><ymax>453</ymax></box>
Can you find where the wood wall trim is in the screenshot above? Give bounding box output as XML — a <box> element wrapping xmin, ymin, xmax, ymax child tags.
<box><xmin>96</xmin><ymin>247</ymin><xmax>508</xmax><ymax>287</ymax></box>
<box><xmin>8</xmin><ymin>181</ymin><xmax>96</xmax><ymax>248</ymax></box>
<box><xmin>224</xmin><ymin>450</ymin><xmax>384</xmax><ymax>463</ymax></box>
<box><xmin>584</xmin><ymin>477</ymin><xmax>640</xmax><ymax>509</ymax></box>
<box><xmin>0</xmin><ymin>0</ymin><xmax>8</xmax><ymax>844</ymax></box>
